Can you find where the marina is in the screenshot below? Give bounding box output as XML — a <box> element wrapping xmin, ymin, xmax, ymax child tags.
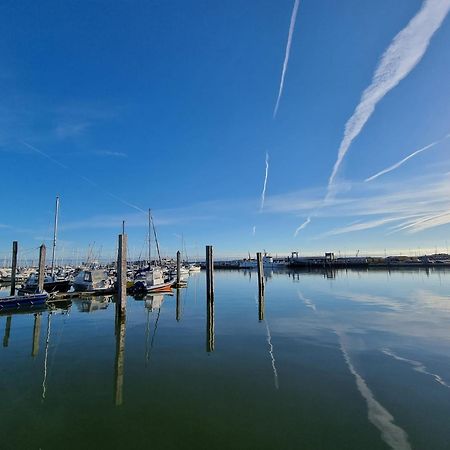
<box><xmin>1</xmin><ymin>1</ymin><xmax>449</xmax><ymax>448</ymax></box>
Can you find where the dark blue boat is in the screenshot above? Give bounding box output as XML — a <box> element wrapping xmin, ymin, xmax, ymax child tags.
<box><xmin>0</xmin><ymin>292</ymin><xmax>48</xmax><ymax>310</ymax></box>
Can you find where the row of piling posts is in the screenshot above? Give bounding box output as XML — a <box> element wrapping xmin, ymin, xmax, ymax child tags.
<box><xmin>257</xmin><ymin>252</ymin><xmax>265</xmax><ymax>321</ymax></box>
<box><xmin>206</xmin><ymin>245</ymin><xmax>214</xmax><ymax>352</ymax></box>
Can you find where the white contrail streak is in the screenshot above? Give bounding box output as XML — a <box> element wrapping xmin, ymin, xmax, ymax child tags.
<box><xmin>260</xmin><ymin>152</ymin><xmax>269</xmax><ymax>210</ymax></box>
<box><xmin>265</xmin><ymin>320</ymin><xmax>279</xmax><ymax>390</ymax></box>
<box><xmin>273</xmin><ymin>0</ymin><xmax>300</xmax><ymax>118</ymax></box>
<box><xmin>365</xmin><ymin>134</ymin><xmax>450</xmax><ymax>182</ymax></box>
<box><xmin>294</xmin><ymin>216</ymin><xmax>311</xmax><ymax>236</ymax></box>
<box><xmin>338</xmin><ymin>335</ymin><xmax>412</xmax><ymax>450</ymax></box>
<box><xmin>21</xmin><ymin>141</ymin><xmax>146</xmax><ymax>214</ymax></box>
<box><xmin>252</xmin><ymin>225</ymin><xmax>256</xmax><ymax>236</ymax></box>
<box><xmin>297</xmin><ymin>290</ymin><xmax>317</xmax><ymax>311</ymax></box>
<box><xmin>328</xmin><ymin>0</ymin><xmax>450</xmax><ymax>191</ymax></box>
<box><xmin>382</xmin><ymin>348</ymin><xmax>450</xmax><ymax>388</ymax></box>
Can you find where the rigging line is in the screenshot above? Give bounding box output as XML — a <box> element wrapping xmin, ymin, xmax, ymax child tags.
<box><xmin>151</xmin><ymin>213</ymin><xmax>162</xmax><ymax>265</ymax></box>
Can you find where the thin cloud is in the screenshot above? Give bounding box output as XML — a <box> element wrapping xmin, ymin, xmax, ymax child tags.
<box><xmin>260</xmin><ymin>152</ymin><xmax>269</xmax><ymax>210</ymax></box>
<box><xmin>273</xmin><ymin>0</ymin><xmax>300</xmax><ymax>118</ymax></box>
<box><xmin>55</xmin><ymin>122</ymin><xmax>90</xmax><ymax>139</ymax></box>
<box><xmin>252</xmin><ymin>225</ymin><xmax>256</xmax><ymax>236</ymax></box>
<box><xmin>320</xmin><ymin>215</ymin><xmax>420</xmax><ymax>237</ymax></box>
<box><xmin>365</xmin><ymin>134</ymin><xmax>449</xmax><ymax>182</ymax></box>
<box><xmin>328</xmin><ymin>0</ymin><xmax>450</xmax><ymax>191</ymax></box>
<box><xmin>95</xmin><ymin>150</ymin><xmax>128</xmax><ymax>158</ymax></box>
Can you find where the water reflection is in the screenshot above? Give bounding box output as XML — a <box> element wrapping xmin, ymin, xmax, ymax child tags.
<box><xmin>339</xmin><ymin>333</ymin><xmax>412</xmax><ymax>450</ymax></box>
<box><xmin>382</xmin><ymin>348</ymin><xmax>450</xmax><ymax>389</ymax></box>
<box><xmin>31</xmin><ymin>313</ymin><xmax>41</xmax><ymax>357</ymax></box>
<box><xmin>76</xmin><ymin>296</ymin><xmax>112</xmax><ymax>313</ymax></box>
<box><xmin>42</xmin><ymin>312</ymin><xmax>52</xmax><ymax>400</ymax></box>
<box><xmin>114</xmin><ymin>308</ymin><xmax>126</xmax><ymax>407</ymax></box>
<box><xmin>3</xmin><ymin>316</ymin><xmax>11</xmax><ymax>347</ymax></box>
<box><xmin>206</xmin><ymin>290</ymin><xmax>214</xmax><ymax>353</ymax></box>
<box><xmin>176</xmin><ymin>289</ymin><xmax>182</xmax><ymax>322</ymax></box>
<box><xmin>0</xmin><ymin>271</ymin><xmax>450</xmax><ymax>449</ymax></box>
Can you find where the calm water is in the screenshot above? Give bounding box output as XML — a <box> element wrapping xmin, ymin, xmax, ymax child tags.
<box><xmin>1</xmin><ymin>268</ymin><xmax>450</xmax><ymax>450</ymax></box>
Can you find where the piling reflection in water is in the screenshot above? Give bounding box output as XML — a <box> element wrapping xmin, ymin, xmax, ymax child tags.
<box><xmin>258</xmin><ymin>283</ymin><xmax>265</xmax><ymax>322</ymax></box>
<box><xmin>31</xmin><ymin>313</ymin><xmax>41</xmax><ymax>357</ymax></box>
<box><xmin>206</xmin><ymin>290</ymin><xmax>214</xmax><ymax>353</ymax></box>
<box><xmin>176</xmin><ymin>289</ymin><xmax>181</xmax><ymax>322</ymax></box>
<box><xmin>3</xmin><ymin>316</ymin><xmax>11</xmax><ymax>347</ymax></box>
<box><xmin>114</xmin><ymin>307</ymin><xmax>126</xmax><ymax>407</ymax></box>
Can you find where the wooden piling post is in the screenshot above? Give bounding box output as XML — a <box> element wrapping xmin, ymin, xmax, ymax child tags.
<box><xmin>257</xmin><ymin>252</ymin><xmax>265</xmax><ymax>294</ymax></box>
<box><xmin>114</xmin><ymin>313</ymin><xmax>126</xmax><ymax>406</ymax></box>
<box><xmin>38</xmin><ymin>245</ymin><xmax>46</xmax><ymax>293</ymax></box>
<box><xmin>176</xmin><ymin>250</ymin><xmax>181</xmax><ymax>286</ymax></box>
<box><xmin>10</xmin><ymin>241</ymin><xmax>18</xmax><ymax>296</ymax></box>
<box><xmin>117</xmin><ymin>233</ymin><xmax>127</xmax><ymax>315</ymax></box>
<box><xmin>206</xmin><ymin>245</ymin><xmax>214</xmax><ymax>298</ymax></box>
<box><xmin>31</xmin><ymin>313</ymin><xmax>42</xmax><ymax>357</ymax></box>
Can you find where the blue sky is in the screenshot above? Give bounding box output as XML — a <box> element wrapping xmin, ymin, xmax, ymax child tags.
<box><xmin>1</xmin><ymin>0</ymin><xmax>450</xmax><ymax>261</ymax></box>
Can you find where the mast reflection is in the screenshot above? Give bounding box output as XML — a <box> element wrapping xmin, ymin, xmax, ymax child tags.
<box><xmin>42</xmin><ymin>312</ymin><xmax>52</xmax><ymax>400</ymax></box>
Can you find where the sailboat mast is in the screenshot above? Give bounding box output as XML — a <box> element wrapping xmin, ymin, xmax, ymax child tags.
<box><xmin>51</xmin><ymin>196</ymin><xmax>60</xmax><ymax>276</ymax></box>
<box><xmin>151</xmin><ymin>214</ymin><xmax>162</xmax><ymax>265</ymax></box>
<box><xmin>148</xmin><ymin>208</ymin><xmax>151</xmax><ymax>267</ymax></box>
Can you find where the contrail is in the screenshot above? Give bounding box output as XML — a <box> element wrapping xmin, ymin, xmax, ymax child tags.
<box><xmin>260</xmin><ymin>152</ymin><xmax>269</xmax><ymax>210</ymax></box>
<box><xmin>273</xmin><ymin>0</ymin><xmax>300</xmax><ymax>118</ymax></box>
<box><xmin>338</xmin><ymin>334</ymin><xmax>412</xmax><ymax>450</ymax></box>
<box><xmin>382</xmin><ymin>348</ymin><xmax>450</xmax><ymax>389</ymax></box>
<box><xmin>21</xmin><ymin>141</ymin><xmax>146</xmax><ymax>214</ymax></box>
<box><xmin>294</xmin><ymin>216</ymin><xmax>311</xmax><ymax>236</ymax></box>
<box><xmin>365</xmin><ymin>134</ymin><xmax>450</xmax><ymax>182</ymax></box>
<box><xmin>328</xmin><ymin>0</ymin><xmax>450</xmax><ymax>191</ymax></box>
<box><xmin>252</xmin><ymin>225</ymin><xmax>256</xmax><ymax>236</ymax></box>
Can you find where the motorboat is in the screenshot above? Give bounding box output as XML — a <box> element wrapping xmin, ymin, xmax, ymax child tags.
<box><xmin>73</xmin><ymin>269</ymin><xmax>114</xmax><ymax>292</ymax></box>
<box><xmin>188</xmin><ymin>264</ymin><xmax>201</xmax><ymax>272</ymax></box>
<box><xmin>0</xmin><ymin>292</ymin><xmax>48</xmax><ymax>310</ymax></box>
<box><xmin>18</xmin><ymin>273</ymin><xmax>71</xmax><ymax>294</ymax></box>
<box><xmin>132</xmin><ymin>267</ymin><xmax>173</xmax><ymax>294</ymax></box>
